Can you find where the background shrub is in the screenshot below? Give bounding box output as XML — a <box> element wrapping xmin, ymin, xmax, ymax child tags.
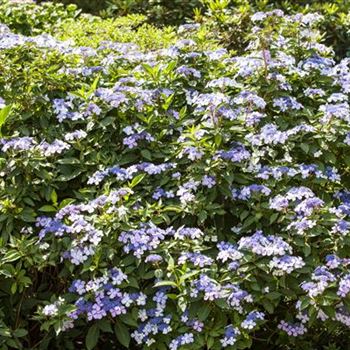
<box><xmin>30</xmin><ymin>0</ymin><xmax>350</xmax><ymax>60</ymax></box>
<box><xmin>0</xmin><ymin>0</ymin><xmax>79</xmax><ymax>35</ymax></box>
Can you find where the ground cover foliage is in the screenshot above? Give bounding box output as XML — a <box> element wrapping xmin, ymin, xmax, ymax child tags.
<box><xmin>0</xmin><ymin>0</ymin><xmax>350</xmax><ymax>349</ymax></box>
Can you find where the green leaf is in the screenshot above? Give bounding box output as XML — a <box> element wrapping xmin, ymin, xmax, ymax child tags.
<box><xmin>300</xmin><ymin>143</ymin><xmax>309</xmax><ymax>153</ymax></box>
<box><xmin>197</xmin><ymin>304</ymin><xmax>211</xmax><ymax>321</ymax></box>
<box><xmin>3</xmin><ymin>250</ymin><xmax>21</xmax><ymax>263</ymax></box>
<box><xmin>269</xmin><ymin>212</ymin><xmax>279</xmax><ymax>224</ymax></box>
<box><xmin>6</xmin><ymin>338</ymin><xmax>19</xmax><ymax>348</ymax></box>
<box><xmin>207</xmin><ymin>336</ymin><xmax>215</xmax><ymax>349</ymax></box>
<box><xmin>38</xmin><ymin>205</ymin><xmax>57</xmax><ymax>212</ymax></box>
<box><xmin>129</xmin><ymin>174</ymin><xmax>146</xmax><ymax>188</ymax></box>
<box><xmin>13</xmin><ymin>328</ymin><xmax>28</xmax><ymax>337</ymax></box>
<box><xmin>177</xmin><ymin>296</ymin><xmax>187</xmax><ymax>312</ymax></box>
<box><xmin>119</xmin><ymin>314</ymin><xmax>138</xmax><ymax>327</ymax></box>
<box><xmin>57</xmin><ymin>169</ymin><xmax>83</xmax><ymax>181</ymax></box>
<box><xmin>0</xmin><ymin>105</ymin><xmax>11</xmax><ymax>137</ymax></box>
<box><xmin>153</xmin><ymin>280</ymin><xmax>177</xmax><ymax>288</ymax></box>
<box><xmin>51</xmin><ymin>189</ymin><xmax>58</xmax><ymax>204</ymax></box>
<box><xmin>88</xmin><ymin>75</ymin><xmax>100</xmax><ymax>98</ymax></box>
<box><xmin>99</xmin><ymin>116</ymin><xmax>115</xmax><ymax>127</ymax></box>
<box><xmin>11</xmin><ymin>282</ymin><xmax>17</xmax><ymax>294</ymax></box>
<box><xmin>162</xmin><ymin>205</ymin><xmax>182</xmax><ymax>213</ymax></box>
<box><xmin>0</xmin><ymin>328</ymin><xmax>11</xmax><ymax>337</ymax></box>
<box><xmin>266</xmin><ymin>291</ymin><xmax>281</xmax><ymax>300</ymax></box>
<box><xmin>59</xmin><ymin>198</ymin><xmax>75</xmax><ymax>209</ymax></box>
<box><xmin>214</xmin><ymin>134</ymin><xmax>222</xmax><ymax>146</ymax></box>
<box><xmin>57</xmin><ymin>158</ymin><xmax>80</xmax><ymax>164</ymax></box>
<box><xmin>198</xmin><ymin>210</ymin><xmax>207</xmax><ymax>223</ymax></box>
<box><xmin>262</xmin><ymin>299</ymin><xmax>274</xmax><ymax>314</ymax></box>
<box><xmin>86</xmin><ymin>324</ymin><xmax>99</xmax><ymax>350</ymax></box>
<box><xmin>114</xmin><ymin>321</ymin><xmax>130</xmax><ymax>348</ymax></box>
<box><xmin>179</xmin><ymin>270</ymin><xmax>200</xmax><ymax>284</ymax></box>
<box><xmin>141</xmin><ymin>149</ymin><xmax>152</xmax><ymax>160</ymax></box>
<box><xmin>97</xmin><ymin>319</ymin><xmax>113</xmax><ymax>333</ymax></box>
<box><xmin>322</xmin><ymin>305</ymin><xmax>336</xmax><ymax>318</ymax></box>
<box><xmin>303</xmin><ymin>244</ymin><xmax>311</xmax><ymax>257</ymax></box>
<box><xmin>299</xmin><ymin>298</ymin><xmax>309</xmax><ymax>310</ymax></box>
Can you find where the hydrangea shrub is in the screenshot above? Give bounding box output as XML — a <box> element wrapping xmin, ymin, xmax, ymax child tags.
<box><xmin>0</xmin><ymin>5</ymin><xmax>350</xmax><ymax>350</ymax></box>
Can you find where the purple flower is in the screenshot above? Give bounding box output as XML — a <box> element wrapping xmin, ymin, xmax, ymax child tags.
<box><xmin>269</xmin><ymin>195</ymin><xmax>289</xmax><ymax>211</ymax></box>
<box><xmin>320</xmin><ymin>102</ymin><xmax>350</xmax><ymax>123</ymax></box>
<box><xmin>241</xmin><ymin>311</ymin><xmax>265</xmax><ymax>329</ymax></box>
<box><xmin>38</xmin><ymin>140</ymin><xmax>70</xmax><ymax>156</ymax></box>
<box><xmin>273</xmin><ymin>96</ymin><xmax>303</xmax><ymax>111</ymax></box>
<box><xmin>182</xmin><ymin>146</ymin><xmax>204</xmax><ymax>161</ymax></box>
<box><xmin>1</xmin><ymin>136</ymin><xmax>35</xmax><ymax>152</ymax></box>
<box><xmin>238</xmin><ymin>231</ymin><xmax>292</xmax><ymax>256</ymax></box>
<box><xmin>338</xmin><ymin>274</ymin><xmax>350</xmax><ymax>297</ymax></box>
<box><xmin>220</xmin><ymin>325</ymin><xmax>240</xmax><ymax>347</ymax></box>
<box><xmin>123</xmin><ymin>131</ymin><xmax>154</xmax><ymax>149</ymax></box>
<box><xmin>232</xmin><ymin>184</ymin><xmax>271</xmax><ymax>200</ymax></box>
<box><xmin>175</xmin><ymin>227</ymin><xmax>204</xmax><ymax>240</ymax></box>
<box><xmin>145</xmin><ymin>254</ymin><xmax>163</xmax><ymax>263</ymax></box>
<box><xmin>202</xmin><ymin>175</ymin><xmax>216</xmax><ymax>188</ymax></box>
<box><xmin>178</xmin><ymin>252</ymin><xmax>213</xmax><ymax>267</ymax></box>
<box><xmin>278</xmin><ymin>320</ymin><xmax>307</xmax><ymax>336</ymax></box>
<box><xmin>215</xmin><ymin>143</ymin><xmax>250</xmax><ymax>162</ymax></box>
<box><xmin>294</xmin><ymin>197</ymin><xmax>324</xmax><ymax>216</ymax></box>
<box><xmin>64</xmin><ymin>130</ymin><xmax>87</xmax><ymax>141</ymax></box>
<box><xmin>270</xmin><ymin>255</ymin><xmax>305</xmax><ymax>275</ymax></box>
<box><xmin>207</xmin><ymin>77</ymin><xmax>238</xmax><ymax>89</ymax></box>
<box><xmin>191</xmin><ymin>274</ymin><xmax>222</xmax><ymax>300</ymax></box>
<box><xmin>233</xmin><ymin>91</ymin><xmax>266</xmax><ymax>109</ymax></box>
<box><xmin>217</xmin><ymin>242</ymin><xmax>243</xmax><ymax>262</ymax></box>
<box><xmin>169</xmin><ymin>333</ymin><xmax>194</xmax><ymax>350</ymax></box>
<box><xmin>119</xmin><ymin>224</ymin><xmax>174</xmax><ymax>258</ymax></box>
<box><xmin>176</xmin><ymin>65</ymin><xmax>201</xmax><ymax>78</ymax></box>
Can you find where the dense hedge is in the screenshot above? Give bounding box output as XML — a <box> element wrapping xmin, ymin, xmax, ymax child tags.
<box><xmin>1</xmin><ymin>1</ymin><xmax>350</xmax><ymax>350</ymax></box>
<box><xmin>2</xmin><ymin>0</ymin><xmax>349</xmax><ymax>59</ymax></box>
<box><xmin>38</xmin><ymin>0</ymin><xmax>202</xmax><ymax>24</ymax></box>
